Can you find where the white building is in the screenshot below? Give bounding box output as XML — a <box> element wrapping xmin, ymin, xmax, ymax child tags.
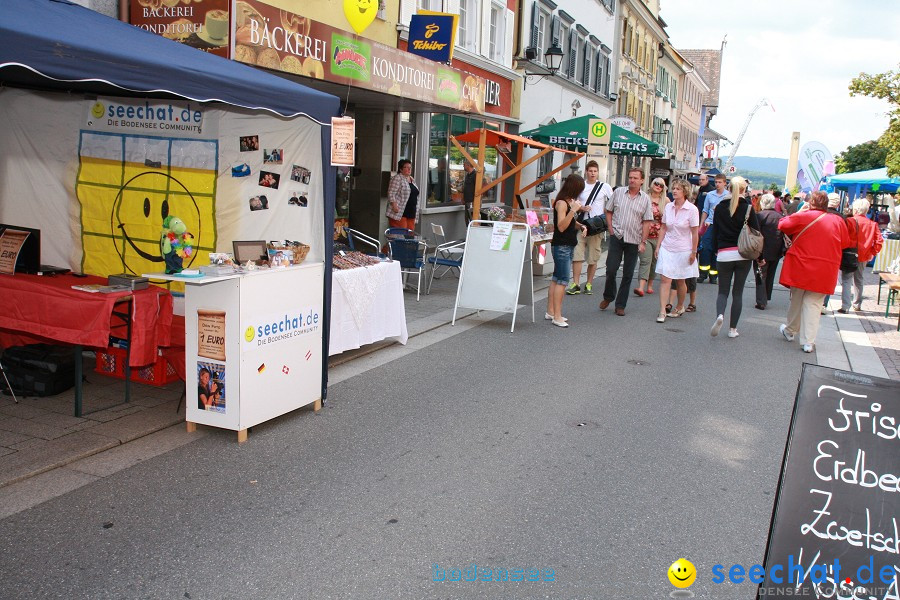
<box><xmin>516</xmin><ymin>0</ymin><xmax>619</xmax><ymax>191</ymax></box>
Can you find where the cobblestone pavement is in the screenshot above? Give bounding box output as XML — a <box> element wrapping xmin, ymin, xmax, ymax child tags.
<box><xmin>852</xmin><ymin>269</ymin><xmax>900</xmax><ymax>380</ymax></box>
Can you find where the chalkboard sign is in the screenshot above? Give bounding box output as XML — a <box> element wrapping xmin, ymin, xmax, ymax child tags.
<box><xmin>759</xmin><ymin>364</ymin><xmax>900</xmax><ymax>599</ymax></box>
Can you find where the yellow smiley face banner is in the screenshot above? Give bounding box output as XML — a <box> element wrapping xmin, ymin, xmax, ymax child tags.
<box><xmin>343</xmin><ymin>0</ymin><xmax>377</xmax><ymax>33</ymax></box>
<box><xmin>77</xmin><ymin>98</ymin><xmax>218</xmax><ymax>291</ymax></box>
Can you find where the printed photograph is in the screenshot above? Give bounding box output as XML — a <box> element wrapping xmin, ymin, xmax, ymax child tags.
<box><xmin>258</xmin><ymin>171</ymin><xmax>280</xmax><ymax>189</ymax></box>
<box><xmin>239</xmin><ymin>135</ymin><xmax>259</xmax><ymax>152</ymax></box>
<box><xmin>290</xmin><ymin>164</ymin><xmax>311</xmax><ymax>184</ymax></box>
<box><xmin>248</xmin><ymin>195</ymin><xmax>269</xmax><ymax>211</ymax></box>
<box><xmin>197</xmin><ymin>361</ymin><xmax>226</xmax><ymax>413</ymax></box>
<box><xmin>263</xmin><ymin>148</ymin><xmax>283</xmax><ymax>164</ymax></box>
<box><xmin>288</xmin><ymin>191</ymin><xmax>308</xmax><ymax>207</ymax></box>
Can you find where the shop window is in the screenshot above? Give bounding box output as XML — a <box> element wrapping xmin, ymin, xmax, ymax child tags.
<box><xmin>418</xmin><ymin>0</ymin><xmax>443</xmax><ymax>10</ymax></box>
<box><xmin>434</xmin><ymin>115</ymin><xmax>498</xmax><ymax>208</ymax></box>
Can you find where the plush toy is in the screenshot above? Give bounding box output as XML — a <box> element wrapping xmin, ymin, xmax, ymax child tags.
<box><xmin>160</xmin><ymin>216</ymin><xmax>194</xmax><ymax>273</ymax></box>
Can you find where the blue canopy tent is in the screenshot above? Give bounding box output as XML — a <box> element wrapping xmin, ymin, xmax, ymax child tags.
<box><xmin>826</xmin><ymin>168</ymin><xmax>900</xmax><ymax>199</ymax></box>
<box><xmin>0</xmin><ymin>0</ymin><xmax>341</xmax><ymax>397</ymax></box>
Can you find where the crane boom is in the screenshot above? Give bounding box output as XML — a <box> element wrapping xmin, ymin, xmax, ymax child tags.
<box><xmin>724</xmin><ymin>98</ymin><xmax>774</xmax><ymax>171</ymax></box>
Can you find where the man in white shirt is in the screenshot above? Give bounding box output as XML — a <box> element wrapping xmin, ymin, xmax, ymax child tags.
<box><xmin>567</xmin><ymin>160</ymin><xmax>613</xmax><ymax>295</ymax></box>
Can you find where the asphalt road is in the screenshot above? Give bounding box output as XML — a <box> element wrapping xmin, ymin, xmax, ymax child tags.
<box><xmin>0</xmin><ymin>278</ymin><xmax>811</xmax><ymax>599</ymax></box>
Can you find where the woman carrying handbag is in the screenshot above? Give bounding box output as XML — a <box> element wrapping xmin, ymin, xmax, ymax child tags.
<box><xmin>776</xmin><ymin>191</ymin><xmax>851</xmax><ymax>353</ymax></box>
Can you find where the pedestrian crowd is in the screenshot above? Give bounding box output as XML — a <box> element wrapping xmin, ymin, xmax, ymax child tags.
<box><xmin>548</xmin><ymin>168</ymin><xmax>886</xmax><ymax>354</ymax></box>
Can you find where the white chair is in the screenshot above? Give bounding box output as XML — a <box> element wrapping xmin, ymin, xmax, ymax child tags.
<box><xmin>426</xmin><ymin>223</ymin><xmax>465</xmax><ymax>294</ymax></box>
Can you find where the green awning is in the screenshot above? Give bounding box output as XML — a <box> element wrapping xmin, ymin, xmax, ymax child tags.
<box><xmin>520</xmin><ymin>114</ymin><xmax>663</xmax><ymax>157</ymax></box>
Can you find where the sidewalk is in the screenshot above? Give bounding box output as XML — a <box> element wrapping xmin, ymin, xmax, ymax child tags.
<box><xmin>1</xmin><ymin>262</ymin><xmax>897</xmax><ymax>518</ymax></box>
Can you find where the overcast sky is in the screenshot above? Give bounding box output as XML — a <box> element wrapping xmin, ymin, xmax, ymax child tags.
<box><xmin>661</xmin><ymin>0</ymin><xmax>900</xmax><ymax>160</ymax></box>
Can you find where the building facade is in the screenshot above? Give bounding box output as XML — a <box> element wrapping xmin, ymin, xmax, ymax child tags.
<box><xmin>517</xmin><ymin>0</ymin><xmax>618</xmax><ymax>188</ymax></box>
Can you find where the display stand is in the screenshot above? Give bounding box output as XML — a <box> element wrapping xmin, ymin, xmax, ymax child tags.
<box><xmin>147</xmin><ymin>263</ymin><xmax>324</xmax><ymax>442</ymax></box>
<box><xmin>452</xmin><ymin>220</ymin><xmax>534</xmax><ymax>332</ymax></box>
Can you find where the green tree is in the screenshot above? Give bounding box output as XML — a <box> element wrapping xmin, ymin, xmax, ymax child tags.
<box><xmin>768</xmin><ymin>183</ymin><xmax>780</xmax><ymax>192</ymax></box>
<box><xmin>835</xmin><ymin>140</ymin><xmax>888</xmax><ymax>173</ymax></box>
<box><xmin>849</xmin><ymin>65</ymin><xmax>900</xmax><ymax>176</ymax></box>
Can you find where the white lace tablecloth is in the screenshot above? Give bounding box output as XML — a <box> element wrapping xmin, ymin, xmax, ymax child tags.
<box><xmin>329</xmin><ymin>261</ymin><xmax>408</xmax><ymax>356</ymax></box>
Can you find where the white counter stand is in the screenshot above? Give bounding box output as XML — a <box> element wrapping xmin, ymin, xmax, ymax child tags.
<box><xmin>148</xmin><ymin>263</ymin><xmax>324</xmax><ymax>442</ymax></box>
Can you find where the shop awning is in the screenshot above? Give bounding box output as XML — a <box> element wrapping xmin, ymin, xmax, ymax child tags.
<box><xmin>520</xmin><ymin>114</ymin><xmax>663</xmax><ymax>157</ymax></box>
<box><xmin>0</xmin><ymin>0</ymin><xmax>339</xmax><ymax>123</ymax></box>
<box><xmin>826</xmin><ymin>168</ymin><xmax>899</xmax><ymax>193</ymax></box>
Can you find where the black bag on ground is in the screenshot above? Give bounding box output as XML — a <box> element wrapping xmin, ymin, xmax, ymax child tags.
<box><xmin>1</xmin><ymin>344</ymin><xmax>76</xmax><ymax>397</ymax></box>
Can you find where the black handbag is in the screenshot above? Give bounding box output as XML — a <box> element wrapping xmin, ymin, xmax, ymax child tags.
<box><xmin>583</xmin><ymin>214</ymin><xmax>608</xmax><ymax>236</ymax></box>
<box><xmin>840</xmin><ymin>219</ymin><xmax>859</xmax><ymax>273</ymax></box>
<box><xmin>578</xmin><ymin>182</ymin><xmax>607</xmax><ymax>236</ymax></box>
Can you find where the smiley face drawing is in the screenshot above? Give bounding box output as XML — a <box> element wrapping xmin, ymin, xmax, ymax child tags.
<box><xmin>91</xmin><ymin>101</ymin><xmax>105</xmax><ymax>119</ymax></box>
<box><xmin>668</xmin><ymin>559</ymin><xmax>697</xmax><ymax>588</ymax></box>
<box><xmin>244</xmin><ymin>326</ymin><xmax>255</xmax><ymax>342</ymax></box>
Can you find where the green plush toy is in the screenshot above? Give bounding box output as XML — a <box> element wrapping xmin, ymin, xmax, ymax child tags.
<box><xmin>160</xmin><ymin>216</ymin><xmax>194</xmax><ymax>273</ymax></box>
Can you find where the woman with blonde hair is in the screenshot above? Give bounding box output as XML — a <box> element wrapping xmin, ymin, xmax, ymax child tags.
<box><xmin>708</xmin><ymin>176</ymin><xmax>760</xmax><ymax>338</ymax></box>
<box><xmin>653</xmin><ymin>179</ymin><xmax>699</xmax><ymax>322</ymax></box>
<box><xmin>635</xmin><ymin>177</ymin><xmax>669</xmax><ymax>296</ymax></box>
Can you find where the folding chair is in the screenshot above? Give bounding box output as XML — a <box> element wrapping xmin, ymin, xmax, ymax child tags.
<box><xmin>0</xmin><ymin>358</ymin><xmax>18</xmax><ymax>403</ymax></box>
<box><xmin>388</xmin><ymin>238</ymin><xmax>427</xmax><ymax>301</ymax></box>
<box><xmin>385</xmin><ymin>227</ymin><xmax>416</xmax><ymax>240</ymax></box>
<box><xmin>426</xmin><ymin>223</ymin><xmax>465</xmax><ymax>295</ymax></box>
<box><xmin>343</xmin><ymin>227</ymin><xmax>386</xmax><ymax>258</ymax></box>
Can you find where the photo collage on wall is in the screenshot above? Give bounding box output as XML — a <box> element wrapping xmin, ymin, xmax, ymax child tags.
<box><xmin>235</xmin><ymin>134</ymin><xmax>311</xmax><ymax>212</ymax></box>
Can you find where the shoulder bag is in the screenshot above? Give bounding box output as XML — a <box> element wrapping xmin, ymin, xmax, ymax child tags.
<box><xmin>840</xmin><ymin>218</ymin><xmax>860</xmax><ymax>273</ymax></box>
<box><xmin>580</xmin><ymin>182</ymin><xmax>608</xmax><ymax>236</ymax></box>
<box><xmin>784</xmin><ymin>212</ymin><xmax>826</xmax><ymax>250</ymax></box>
<box><xmin>737</xmin><ymin>204</ymin><xmax>764</xmax><ymax>260</ymax></box>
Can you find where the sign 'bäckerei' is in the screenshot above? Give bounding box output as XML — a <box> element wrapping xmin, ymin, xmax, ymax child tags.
<box><xmin>759</xmin><ymin>365</ymin><xmax>900</xmax><ymax>599</ymax></box>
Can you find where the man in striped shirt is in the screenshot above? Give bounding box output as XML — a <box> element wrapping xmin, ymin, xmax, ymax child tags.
<box><xmin>599</xmin><ymin>168</ymin><xmax>654</xmax><ymax>316</ymax></box>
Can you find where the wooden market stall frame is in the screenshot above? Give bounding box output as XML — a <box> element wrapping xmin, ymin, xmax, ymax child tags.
<box><xmin>450</xmin><ymin>129</ymin><xmax>585</xmax><ymax>217</ymax></box>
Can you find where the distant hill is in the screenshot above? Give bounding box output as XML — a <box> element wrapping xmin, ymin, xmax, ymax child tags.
<box><xmin>732</xmin><ymin>169</ymin><xmax>784</xmax><ymax>189</ymax></box>
<box><xmin>732</xmin><ymin>156</ymin><xmax>788</xmax><ymax>176</ymax></box>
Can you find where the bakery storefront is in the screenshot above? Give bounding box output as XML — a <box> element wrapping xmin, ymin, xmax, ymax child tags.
<box><xmin>128</xmin><ymin>0</ymin><xmax>520</xmax><ymax>246</ymax></box>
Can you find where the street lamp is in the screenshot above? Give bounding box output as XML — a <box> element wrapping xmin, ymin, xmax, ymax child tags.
<box><xmin>522</xmin><ymin>44</ymin><xmax>565</xmax><ymax>88</ymax></box>
<box><xmin>652</xmin><ymin>118</ymin><xmax>672</xmax><ymax>141</ymax></box>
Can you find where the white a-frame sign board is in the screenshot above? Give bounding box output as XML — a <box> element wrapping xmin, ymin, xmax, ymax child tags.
<box><xmin>452</xmin><ymin>220</ymin><xmax>534</xmax><ymax>332</ymax></box>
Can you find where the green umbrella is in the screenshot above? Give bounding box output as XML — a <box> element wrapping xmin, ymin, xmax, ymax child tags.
<box><xmin>520</xmin><ymin>114</ymin><xmax>663</xmax><ymax>157</ymax></box>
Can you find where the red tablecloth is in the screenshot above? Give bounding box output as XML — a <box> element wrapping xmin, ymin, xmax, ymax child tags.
<box><xmin>0</xmin><ymin>273</ymin><xmax>173</xmax><ymax>367</ymax></box>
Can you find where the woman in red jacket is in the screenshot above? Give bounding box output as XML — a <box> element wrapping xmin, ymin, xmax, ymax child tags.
<box><xmin>777</xmin><ymin>191</ymin><xmax>851</xmax><ymax>353</ymax></box>
<box><xmin>839</xmin><ymin>198</ymin><xmax>884</xmax><ymax>312</ymax></box>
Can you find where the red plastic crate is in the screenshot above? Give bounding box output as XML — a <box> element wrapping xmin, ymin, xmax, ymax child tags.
<box><xmin>94</xmin><ymin>346</ymin><xmax>179</xmax><ymax>387</ymax></box>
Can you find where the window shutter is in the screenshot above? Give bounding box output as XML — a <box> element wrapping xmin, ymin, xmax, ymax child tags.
<box><xmin>594</xmin><ymin>48</ymin><xmax>602</xmax><ymax>92</ymax></box>
<box><xmin>567</xmin><ymin>29</ymin><xmax>577</xmax><ymax>78</ymax></box>
<box><xmin>504</xmin><ymin>8</ymin><xmax>514</xmax><ymax>68</ymax></box>
<box><xmin>603</xmin><ymin>55</ymin><xmax>611</xmax><ymax>96</ymax></box>
<box><xmin>550</xmin><ymin>14</ymin><xmax>560</xmax><ymax>47</ymax></box>
<box><xmin>530</xmin><ymin>1</ymin><xmax>539</xmax><ymax>48</ymax></box>
<box><xmin>480</xmin><ymin>0</ymin><xmax>491</xmax><ymax>58</ymax></box>
<box><xmin>582</xmin><ymin>40</ymin><xmax>591</xmax><ymax>87</ymax></box>
<box><xmin>400</xmin><ymin>0</ymin><xmax>416</xmax><ymax>29</ymax></box>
